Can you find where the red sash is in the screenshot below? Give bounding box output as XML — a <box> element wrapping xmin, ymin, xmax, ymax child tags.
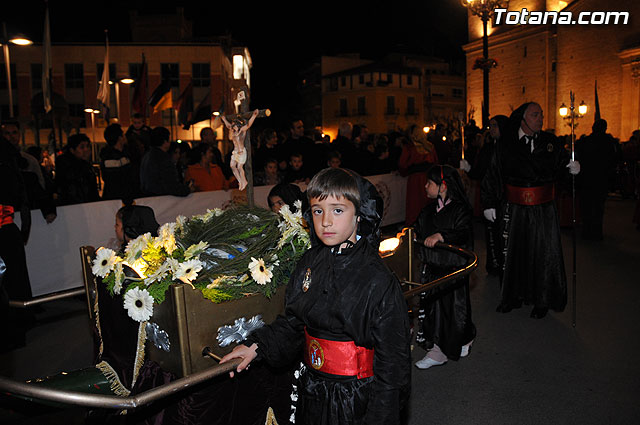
<box><xmin>505</xmin><ymin>184</ymin><xmax>555</xmax><ymax>206</ymax></box>
<box><xmin>304</xmin><ymin>328</ymin><xmax>374</xmax><ymax>379</ymax></box>
<box><xmin>0</xmin><ymin>205</ymin><xmax>15</xmax><ymax>228</ymax></box>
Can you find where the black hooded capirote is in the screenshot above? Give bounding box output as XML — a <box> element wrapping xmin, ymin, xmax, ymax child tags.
<box><xmin>481</xmin><ymin>102</ymin><xmax>570</xmax><ymax>313</ymax></box>
<box><xmin>247</xmin><ymin>169</ymin><xmax>411</xmax><ymax>425</ymax></box>
<box><xmin>412</xmin><ymin>165</ymin><xmax>476</xmax><ymax>359</ymax></box>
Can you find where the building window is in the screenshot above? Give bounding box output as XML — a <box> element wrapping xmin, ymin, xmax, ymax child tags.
<box><xmin>524</xmin><ymin>46</ymin><xmax>527</xmax><ymax>57</ymax></box>
<box><xmin>161</xmin><ymin>63</ymin><xmax>180</xmax><ymax>87</ymax></box>
<box><xmin>407</xmin><ymin>96</ymin><xmax>416</xmax><ymax>115</ymax></box>
<box><xmin>329</xmin><ymin>77</ymin><xmax>338</xmax><ymax>91</ymax></box>
<box><xmin>359</xmin><ymin>74</ymin><xmax>364</xmax><ymax>84</ymax></box>
<box><xmin>386</xmin><ymin>96</ymin><xmax>396</xmax><ymax>114</ymax></box>
<box><xmin>357</xmin><ymin>96</ymin><xmax>366</xmax><ymax>115</ymax></box>
<box><xmin>63</xmin><ymin>63</ymin><xmax>83</xmax><ymax>89</ymax></box>
<box><xmin>407</xmin><ymin>75</ymin><xmax>413</xmax><ymax>85</ymax></box>
<box><xmin>0</xmin><ymin>63</ymin><xmax>17</xmax><ymax>89</ymax></box>
<box><xmin>128</xmin><ymin>63</ymin><xmax>145</xmax><ymax>81</ymax></box>
<box><xmin>192</xmin><ymin>63</ymin><xmax>210</xmax><ymax>87</ymax></box>
<box><xmin>68</xmin><ymin>104</ymin><xmax>86</xmax><ymax>127</ymax></box>
<box><xmin>340</xmin><ymin>76</ymin><xmax>347</xmax><ymax>87</ymax></box>
<box><xmin>339</xmin><ymin>98</ymin><xmax>348</xmax><ymax>116</ymax></box>
<box><xmin>31</xmin><ymin>64</ymin><xmax>43</xmax><ymax>90</ymax></box>
<box><xmin>387</xmin><ymin>73</ymin><xmax>393</xmax><ymax>83</ymax></box>
<box><xmin>452</xmin><ymin>88</ymin><xmax>463</xmax><ymax>98</ymax></box>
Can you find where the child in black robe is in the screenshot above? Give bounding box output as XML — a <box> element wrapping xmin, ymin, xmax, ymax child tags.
<box><xmin>413</xmin><ymin>164</ymin><xmax>476</xmax><ymax>369</ymax></box>
<box><xmin>222</xmin><ymin>167</ymin><xmax>411</xmax><ymax>425</ymax></box>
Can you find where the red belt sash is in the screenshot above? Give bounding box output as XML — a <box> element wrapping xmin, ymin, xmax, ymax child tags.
<box><xmin>304</xmin><ymin>328</ymin><xmax>374</xmax><ymax>379</ymax></box>
<box><xmin>505</xmin><ymin>184</ymin><xmax>555</xmax><ymax>205</ymax></box>
<box><xmin>0</xmin><ymin>205</ymin><xmax>15</xmax><ymax>228</ymax></box>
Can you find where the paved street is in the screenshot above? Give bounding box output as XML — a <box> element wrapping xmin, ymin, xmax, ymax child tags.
<box><xmin>2</xmin><ymin>198</ymin><xmax>639</xmax><ymax>424</ymax></box>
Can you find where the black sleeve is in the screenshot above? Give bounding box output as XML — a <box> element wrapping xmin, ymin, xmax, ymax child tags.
<box><xmin>481</xmin><ymin>145</ymin><xmax>503</xmax><ymax>210</ymax></box>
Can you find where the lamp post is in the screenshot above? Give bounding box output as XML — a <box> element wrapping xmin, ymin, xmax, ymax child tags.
<box><xmin>84</xmin><ymin>108</ymin><xmax>100</xmax><ymax>162</ymax></box>
<box><xmin>1</xmin><ymin>22</ymin><xmax>33</xmax><ymax>118</ymax></box>
<box><xmin>558</xmin><ymin>91</ymin><xmax>587</xmax><ymax>328</ymax></box>
<box><xmin>110</xmin><ymin>77</ymin><xmax>135</xmax><ymax>122</ymax></box>
<box><xmin>461</xmin><ymin>0</ymin><xmax>508</xmax><ymax>129</ymax></box>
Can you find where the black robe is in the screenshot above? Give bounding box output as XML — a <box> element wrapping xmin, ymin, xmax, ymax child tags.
<box><xmin>413</xmin><ymin>200</ymin><xmax>476</xmax><ymax>360</ymax></box>
<box><xmin>247</xmin><ymin>238</ymin><xmax>411</xmax><ymax>425</ymax></box>
<box><xmin>482</xmin><ymin>129</ymin><xmax>570</xmax><ymax>311</ymax></box>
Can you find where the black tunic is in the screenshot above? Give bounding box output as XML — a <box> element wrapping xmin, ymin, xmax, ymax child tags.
<box><xmin>413</xmin><ymin>200</ymin><xmax>476</xmax><ymax>360</ymax></box>
<box><xmin>482</xmin><ymin>129</ymin><xmax>570</xmax><ymax>311</ymax></box>
<box><xmin>247</xmin><ymin>238</ymin><xmax>411</xmax><ymax>425</ymax></box>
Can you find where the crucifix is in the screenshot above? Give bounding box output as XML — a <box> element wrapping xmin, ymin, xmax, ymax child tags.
<box><xmin>220</xmin><ymin>87</ymin><xmax>270</xmax><ymax>207</ymax></box>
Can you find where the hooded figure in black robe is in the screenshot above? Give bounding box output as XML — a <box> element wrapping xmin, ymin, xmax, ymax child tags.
<box><xmin>241</xmin><ymin>168</ymin><xmax>412</xmax><ymax>425</ymax></box>
<box><xmin>481</xmin><ymin>102</ymin><xmax>575</xmax><ymax>318</ymax></box>
<box><xmin>413</xmin><ymin>164</ymin><xmax>476</xmax><ymax>365</ymax></box>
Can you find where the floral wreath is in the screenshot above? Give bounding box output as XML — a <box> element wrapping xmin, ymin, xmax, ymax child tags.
<box><xmin>93</xmin><ymin>202</ymin><xmax>310</xmax><ymax>323</ymax></box>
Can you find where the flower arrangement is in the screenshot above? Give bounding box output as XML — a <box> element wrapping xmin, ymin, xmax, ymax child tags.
<box><xmin>93</xmin><ymin>203</ymin><xmax>310</xmax><ymax>323</ymax></box>
<box><xmin>472</xmin><ymin>57</ymin><xmax>498</xmax><ymax>70</ymax></box>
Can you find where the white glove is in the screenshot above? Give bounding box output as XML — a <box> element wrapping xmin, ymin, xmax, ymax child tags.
<box><xmin>483</xmin><ymin>208</ymin><xmax>496</xmax><ymax>222</ymax></box>
<box><xmin>460</xmin><ymin>159</ymin><xmax>471</xmax><ymax>172</ymax></box>
<box><xmin>567</xmin><ymin>159</ymin><xmax>580</xmax><ymax>175</ymax></box>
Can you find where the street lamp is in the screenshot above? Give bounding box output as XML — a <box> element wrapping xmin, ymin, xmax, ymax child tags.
<box><xmin>461</xmin><ymin>0</ymin><xmax>509</xmax><ymax>129</ymax></box>
<box><xmin>2</xmin><ymin>22</ymin><xmax>33</xmax><ymax>118</ymax></box>
<box><xmin>84</xmin><ymin>108</ymin><xmax>100</xmax><ymax>162</ymax></box>
<box><xmin>110</xmin><ymin>77</ymin><xmax>134</xmax><ymax>121</ymax></box>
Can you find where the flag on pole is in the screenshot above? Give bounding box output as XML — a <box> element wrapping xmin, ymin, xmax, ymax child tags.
<box><xmin>175</xmin><ymin>81</ymin><xmax>194</xmax><ymax>129</ymax></box>
<box><xmin>97</xmin><ymin>31</ymin><xmax>110</xmax><ymax>120</ymax></box>
<box><xmin>131</xmin><ymin>54</ymin><xmax>147</xmax><ymax>117</ymax></box>
<box><xmin>148</xmin><ymin>80</ymin><xmax>173</xmax><ymax>114</ymax></box>
<box><xmin>42</xmin><ymin>5</ymin><xmax>52</xmax><ymax>113</ymax></box>
<box><xmin>594</xmin><ymin>79</ymin><xmax>601</xmax><ymax>122</ymax></box>
<box><xmin>188</xmin><ymin>91</ymin><xmax>212</xmax><ymax>127</ymax></box>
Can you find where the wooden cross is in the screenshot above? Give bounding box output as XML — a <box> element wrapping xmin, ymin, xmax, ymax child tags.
<box><xmin>220</xmin><ymin>87</ymin><xmax>270</xmax><ymax>207</ymax></box>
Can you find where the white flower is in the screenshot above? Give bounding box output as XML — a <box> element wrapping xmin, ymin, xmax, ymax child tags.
<box><xmin>92</xmin><ymin>248</ymin><xmax>118</xmax><ymax>278</ymax></box>
<box><xmin>124</xmin><ymin>233</ymin><xmax>152</xmax><ymax>263</ymax></box>
<box><xmin>123</xmin><ymin>287</ymin><xmax>154</xmax><ymax>322</ymax></box>
<box><xmin>175</xmin><ymin>259</ymin><xmax>203</xmax><ymax>284</ymax></box>
<box><xmin>144</xmin><ymin>260</ymin><xmax>171</xmax><ymax>286</ymax></box>
<box><xmin>157</xmin><ymin>222</ymin><xmax>177</xmax><ymax>254</ymax></box>
<box><xmin>175</xmin><ymin>215</ymin><xmax>187</xmax><ymax>229</ymax></box>
<box><xmin>113</xmin><ymin>262</ymin><xmax>125</xmax><ymax>294</ymax></box>
<box><xmin>248</xmin><ymin>257</ymin><xmax>273</xmax><ymax>286</ymax></box>
<box><xmin>184</xmin><ymin>241</ymin><xmax>209</xmax><ymax>260</ymax></box>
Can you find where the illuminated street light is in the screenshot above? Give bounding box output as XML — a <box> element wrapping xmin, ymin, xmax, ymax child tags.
<box><xmin>423</xmin><ymin>126</ymin><xmax>431</xmax><ymax>134</ymax></box>
<box><xmin>558</xmin><ymin>92</ymin><xmax>587</xmax><ymax>160</ymax></box>
<box><xmin>85</xmin><ymin>108</ymin><xmax>100</xmax><ymax>162</ymax></box>
<box><xmin>120</xmin><ymin>78</ymin><xmax>135</xmax><ymax>85</ymax></box>
<box><xmin>2</xmin><ymin>22</ymin><xmax>32</xmax><ymax>118</ymax></box>
<box><xmin>559</xmin><ymin>103</ymin><xmax>568</xmax><ymax>117</ymax></box>
<box><xmin>461</xmin><ymin>0</ymin><xmax>509</xmax><ymax>129</ymax></box>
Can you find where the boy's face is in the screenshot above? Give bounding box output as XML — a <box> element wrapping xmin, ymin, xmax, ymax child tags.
<box><xmin>310</xmin><ymin>194</ymin><xmax>358</xmax><ymax>247</ymax></box>
<box><xmin>290</xmin><ymin>156</ymin><xmax>303</xmax><ymax>170</ymax></box>
<box><xmin>115</xmin><ymin>215</ymin><xmax>124</xmax><ymax>242</ymax></box>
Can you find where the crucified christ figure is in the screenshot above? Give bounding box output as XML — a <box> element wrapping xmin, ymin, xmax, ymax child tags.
<box><xmin>221</xmin><ymin>108</ymin><xmax>259</xmax><ymax>191</ymax></box>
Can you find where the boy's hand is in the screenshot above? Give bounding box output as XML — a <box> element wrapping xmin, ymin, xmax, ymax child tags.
<box><xmin>220</xmin><ymin>343</ymin><xmax>258</xmax><ymax>378</ymax></box>
<box><xmin>424</xmin><ymin>233</ymin><xmax>444</xmax><ymax>248</ymax></box>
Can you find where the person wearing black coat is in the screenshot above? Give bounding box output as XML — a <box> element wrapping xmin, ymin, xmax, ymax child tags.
<box><xmin>482</xmin><ymin>102</ymin><xmax>580</xmax><ymax>319</ymax></box>
<box><xmin>139</xmin><ymin>127</ymin><xmax>191</xmax><ymax>197</ymax></box>
<box><xmin>413</xmin><ymin>165</ymin><xmax>476</xmax><ymax>369</ymax></box>
<box><xmin>101</xmin><ymin>124</ymin><xmax>137</xmax><ymax>202</ymax></box>
<box><xmin>221</xmin><ymin>168</ymin><xmax>411</xmax><ymax>425</ymax></box>
<box><xmin>55</xmin><ymin>134</ymin><xmax>100</xmax><ymax>206</ymax></box>
<box><xmin>576</xmin><ymin>119</ymin><xmax>617</xmax><ymax>240</ymax></box>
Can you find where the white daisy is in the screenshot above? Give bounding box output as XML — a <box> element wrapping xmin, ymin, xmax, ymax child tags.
<box><xmin>123</xmin><ymin>287</ymin><xmax>154</xmax><ymax>322</ymax></box>
<box><xmin>175</xmin><ymin>259</ymin><xmax>203</xmax><ymax>284</ymax></box>
<box><xmin>92</xmin><ymin>248</ymin><xmax>118</xmax><ymax>278</ymax></box>
<box><xmin>143</xmin><ymin>260</ymin><xmax>171</xmax><ymax>286</ymax></box>
<box><xmin>248</xmin><ymin>257</ymin><xmax>273</xmax><ymax>286</ymax></box>
<box><xmin>158</xmin><ymin>223</ymin><xmax>177</xmax><ymax>254</ymax></box>
<box><xmin>124</xmin><ymin>232</ymin><xmax>151</xmax><ymax>263</ymax></box>
<box><xmin>184</xmin><ymin>241</ymin><xmax>209</xmax><ymax>260</ymax></box>
<box><xmin>175</xmin><ymin>215</ymin><xmax>187</xmax><ymax>229</ymax></box>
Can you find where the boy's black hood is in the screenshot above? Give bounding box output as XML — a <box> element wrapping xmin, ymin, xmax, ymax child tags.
<box><xmin>304</xmin><ymin>169</ymin><xmax>383</xmax><ymax>249</ymax></box>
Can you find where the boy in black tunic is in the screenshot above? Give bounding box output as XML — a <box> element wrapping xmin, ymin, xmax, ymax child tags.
<box><xmin>222</xmin><ymin>168</ymin><xmax>411</xmax><ymax>425</ymax></box>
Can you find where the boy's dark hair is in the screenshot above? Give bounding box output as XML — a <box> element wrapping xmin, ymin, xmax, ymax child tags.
<box><xmin>150</xmin><ymin>127</ymin><xmax>170</xmax><ymax>147</ymax></box>
<box><xmin>289</xmin><ymin>152</ymin><xmax>303</xmax><ymax>161</ymax></box>
<box><xmin>306</xmin><ymin>168</ymin><xmax>360</xmax><ymax>212</ymax></box>
<box><xmin>67</xmin><ymin>133</ymin><xmax>90</xmax><ymax>151</ymax></box>
<box><xmin>104</xmin><ymin>124</ymin><xmax>123</xmax><ymax>147</ymax></box>
<box><xmin>131</xmin><ymin>113</ymin><xmax>144</xmax><ymax>120</ymax></box>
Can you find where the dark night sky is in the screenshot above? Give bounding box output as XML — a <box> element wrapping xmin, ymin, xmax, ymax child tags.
<box><xmin>5</xmin><ymin>0</ymin><xmax>468</xmax><ymax>127</ymax></box>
